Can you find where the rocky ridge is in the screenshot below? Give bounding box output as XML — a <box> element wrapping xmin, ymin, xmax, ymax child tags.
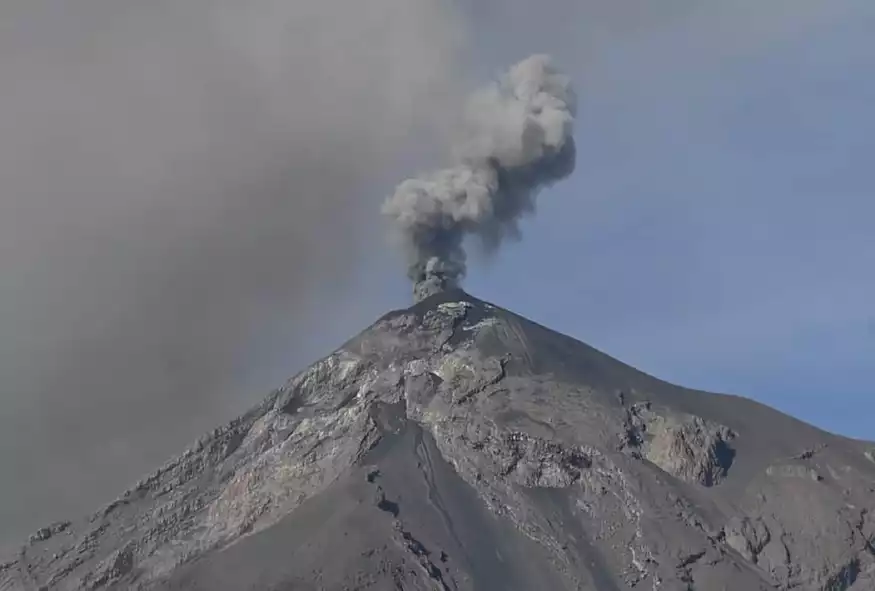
<box><xmin>2</xmin><ymin>289</ymin><xmax>874</xmax><ymax>590</ymax></box>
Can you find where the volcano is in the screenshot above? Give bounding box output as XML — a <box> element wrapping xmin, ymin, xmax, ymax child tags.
<box><xmin>3</xmin><ymin>290</ymin><xmax>874</xmax><ymax>590</ymax></box>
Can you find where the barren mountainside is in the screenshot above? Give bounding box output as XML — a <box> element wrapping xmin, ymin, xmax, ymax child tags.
<box><xmin>3</xmin><ymin>290</ymin><xmax>874</xmax><ymax>590</ymax></box>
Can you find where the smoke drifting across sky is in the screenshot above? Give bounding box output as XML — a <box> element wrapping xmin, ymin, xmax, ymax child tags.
<box><xmin>383</xmin><ymin>55</ymin><xmax>577</xmax><ymax>301</ymax></box>
<box><xmin>0</xmin><ymin>0</ymin><xmax>467</xmax><ymax>543</ymax></box>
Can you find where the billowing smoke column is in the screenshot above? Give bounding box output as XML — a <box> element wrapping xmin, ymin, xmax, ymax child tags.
<box><xmin>383</xmin><ymin>54</ymin><xmax>577</xmax><ymax>301</ymax></box>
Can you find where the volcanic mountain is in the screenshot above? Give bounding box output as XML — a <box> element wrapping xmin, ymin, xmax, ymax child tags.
<box><xmin>3</xmin><ymin>290</ymin><xmax>874</xmax><ymax>590</ymax></box>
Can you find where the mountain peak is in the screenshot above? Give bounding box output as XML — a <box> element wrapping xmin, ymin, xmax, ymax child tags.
<box><xmin>3</xmin><ymin>295</ymin><xmax>874</xmax><ymax>590</ymax></box>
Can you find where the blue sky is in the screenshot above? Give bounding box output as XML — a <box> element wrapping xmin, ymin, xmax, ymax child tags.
<box><xmin>258</xmin><ymin>2</ymin><xmax>875</xmax><ymax>440</ymax></box>
<box><xmin>471</xmin><ymin>2</ymin><xmax>875</xmax><ymax>439</ymax></box>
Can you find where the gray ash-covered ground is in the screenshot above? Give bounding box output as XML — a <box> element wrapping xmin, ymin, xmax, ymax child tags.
<box><xmin>3</xmin><ymin>290</ymin><xmax>874</xmax><ymax>590</ymax></box>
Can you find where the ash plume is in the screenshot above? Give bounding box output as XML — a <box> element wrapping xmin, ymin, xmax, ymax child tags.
<box><xmin>0</xmin><ymin>0</ymin><xmax>465</xmax><ymax>544</ymax></box>
<box><xmin>383</xmin><ymin>55</ymin><xmax>577</xmax><ymax>301</ymax></box>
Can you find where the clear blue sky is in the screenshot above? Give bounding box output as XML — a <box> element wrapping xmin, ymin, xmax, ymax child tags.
<box><xmin>477</xmin><ymin>1</ymin><xmax>875</xmax><ymax>440</ymax></box>
<box><xmin>471</xmin><ymin>1</ymin><xmax>875</xmax><ymax>440</ymax></box>
<box><xmin>261</xmin><ymin>1</ymin><xmax>875</xmax><ymax>441</ymax></box>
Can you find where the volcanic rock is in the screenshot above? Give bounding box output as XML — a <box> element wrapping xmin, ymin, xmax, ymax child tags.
<box><xmin>3</xmin><ymin>289</ymin><xmax>873</xmax><ymax>590</ymax></box>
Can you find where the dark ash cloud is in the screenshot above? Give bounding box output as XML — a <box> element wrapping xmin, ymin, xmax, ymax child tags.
<box><xmin>0</xmin><ymin>0</ymin><xmax>466</xmax><ymax>544</ymax></box>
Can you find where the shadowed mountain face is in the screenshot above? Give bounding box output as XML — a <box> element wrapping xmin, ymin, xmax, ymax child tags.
<box><xmin>3</xmin><ymin>290</ymin><xmax>874</xmax><ymax>590</ymax></box>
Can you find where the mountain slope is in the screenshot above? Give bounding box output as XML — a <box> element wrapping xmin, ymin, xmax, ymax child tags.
<box><xmin>3</xmin><ymin>290</ymin><xmax>874</xmax><ymax>590</ymax></box>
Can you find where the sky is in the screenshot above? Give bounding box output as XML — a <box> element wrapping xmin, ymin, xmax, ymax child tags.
<box><xmin>1</xmin><ymin>0</ymin><xmax>873</xmax><ymax>545</ymax></box>
<box><xmin>461</xmin><ymin>0</ymin><xmax>875</xmax><ymax>442</ymax></box>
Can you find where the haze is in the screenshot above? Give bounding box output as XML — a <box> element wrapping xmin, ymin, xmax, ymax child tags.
<box><xmin>0</xmin><ymin>0</ymin><xmax>467</xmax><ymax>544</ymax></box>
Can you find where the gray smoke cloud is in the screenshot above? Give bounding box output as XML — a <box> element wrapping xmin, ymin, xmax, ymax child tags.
<box><xmin>382</xmin><ymin>55</ymin><xmax>577</xmax><ymax>301</ymax></box>
<box><xmin>0</xmin><ymin>0</ymin><xmax>466</xmax><ymax>545</ymax></box>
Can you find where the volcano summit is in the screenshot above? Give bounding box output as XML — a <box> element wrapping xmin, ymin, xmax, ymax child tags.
<box><xmin>3</xmin><ymin>290</ymin><xmax>874</xmax><ymax>590</ymax></box>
